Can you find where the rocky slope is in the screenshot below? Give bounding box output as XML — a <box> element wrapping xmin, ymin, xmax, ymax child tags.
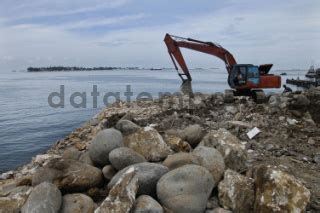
<box><xmin>1</xmin><ymin>87</ymin><xmax>320</xmax><ymax>213</ymax></box>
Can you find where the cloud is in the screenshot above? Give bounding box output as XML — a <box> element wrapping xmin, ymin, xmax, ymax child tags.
<box><xmin>0</xmin><ymin>0</ymin><xmax>131</xmax><ymax>21</ymax></box>
<box><xmin>58</xmin><ymin>14</ymin><xmax>145</xmax><ymax>30</ymax></box>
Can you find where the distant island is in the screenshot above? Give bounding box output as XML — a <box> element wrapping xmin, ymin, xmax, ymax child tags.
<box><xmin>27</xmin><ymin>66</ymin><xmax>140</xmax><ymax>72</ymax></box>
<box><xmin>26</xmin><ymin>66</ymin><xmax>220</xmax><ymax>72</ymax></box>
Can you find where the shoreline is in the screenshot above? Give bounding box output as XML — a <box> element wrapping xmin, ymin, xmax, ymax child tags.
<box><xmin>1</xmin><ymin>89</ymin><xmax>320</xmax><ymax>212</ymax></box>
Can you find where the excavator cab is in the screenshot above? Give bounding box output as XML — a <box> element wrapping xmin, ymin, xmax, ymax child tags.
<box><xmin>228</xmin><ymin>64</ymin><xmax>260</xmax><ymax>89</ymax></box>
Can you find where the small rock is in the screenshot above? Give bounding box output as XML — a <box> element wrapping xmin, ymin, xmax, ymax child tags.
<box><xmin>115</xmin><ymin>119</ymin><xmax>141</xmax><ymax>135</ymax></box>
<box><xmin>62</xmin><ymin>147</ymin><xmax>82</xmax><ymax>160</ymax></box>
<box><xmin>108</xmin><ymin>162</ymin><xmax>168</xmax><ymax>197</ymax></box>
<box><xmin>193</xmin><ymin>146</ymin><xmax>225</xmax><ymax>184</ymax></box>
<box><xmin>109</xmin><ymin>147</ymin><xmax>146</xmax><ymax>171</ymax></box>
<box><xmin>253</xmin><ymin>165</ymin><xmax>311</xmax><ymax>212</ymax></box>
<box><xmin>88</xmin><ymin>128</ymin><xmax>123</xmax><ymax>167</ymax></box>
<box><xmin>206</xmin><ymin>197</ymin><xmax>219</xmax><ymax>210</ymax></box>
<box><xmin>33</xmin><ymin>154</ymin><xmax>61</xmax><ymax>166</ymax></box>
<box><xmin>157</xmin><ymin>165</ymin><xmax>214</xmax><ymax>213</ymax></box>
<box><xmin>102</xmin><ymin>165</ymin><xmax>117</xmax><ymax>181</ymax></box>
<box><xmin>199</xmin><ymin>129</ymin><xmax>247</xmax><ymax>172</ymax></box>
<box><xmin>179</xmin><ymin>124</ymin><xmax>205</xmax><ymax>147</ymax></box>
<box><xmin>124</xmin><ymin>127</ymin><xmax>173</xmax><ymax>162</ymax></box>
<box><xmin>22</xmin><ymin>182</ymin><xmax>62</xmax><ymax>213</ymax></box>
<box><xmin>225</xmin><ymin>106</ymin><xmax>237</xmax><ymax>114</ymax></box>
<box><xmin>163</xmin><ymin>135</ymin><xmax>191</xmax><ymax>152</ymax></box>
<box><xmin>163</xmin><ymin>153</ymin><xmax>200</xmax><ymax>170</ymax></box>
<box><xmin>218</xmin><ymin>169</ymin><xmax>254</xmax><ymax>212</ymax></box>
<box><xmin>32</xmin><ymin>159</ymin><xmax>102</xmax><ymax>193</ymax></box>
<box><xmin>209</xmin><ymin>208</ymin><xmax>232</xmax><ymax>213</ymax></box>
<box><xmin>133</xmin><ymin>195</ymin><xmax>163</xmax><ymax>213</ymax></box>
<box><xmin>227</xmin><ymin>121</ymin><xmax>253</xmax><ymax>129</ymax></box>
<box><xmin>314</xmin><ymin>153</ymin><xmax>320</xmax><ymax>164</ymax></box>
<box><xmin>75</xmin><ymin>142</ymin><xmax>87</xmax><ymax>151</ymax></box>
<box><xmin>95</xmin><ymin>167</ymin><xmax>138</xmax><ymax>213</ymax></box>
<box><xmin>60</xmin><ymin>193</ymin><xmax>94</xmax><ymax>213</ymax></box>
<box><xmin>307</xmin><ymin>137</ymin><xmax>316</xmax><ymax>145</ymax></box>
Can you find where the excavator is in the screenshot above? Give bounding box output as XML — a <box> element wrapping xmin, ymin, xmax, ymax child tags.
<box><xmin>164</xmin><ymin>34</ymin><xmax>281</xmax><ymax>103</ymax></box>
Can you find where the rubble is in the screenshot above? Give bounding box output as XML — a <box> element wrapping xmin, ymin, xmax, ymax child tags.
<box><xmin>1</xmin><ymin>88</ymin><xmax>320</xmax><ymax>212</ymax></box>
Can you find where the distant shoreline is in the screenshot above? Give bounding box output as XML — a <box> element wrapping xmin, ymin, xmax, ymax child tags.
<box><xmin>26</xmin><ymin>66</ymin><xmax>219</xmax><ymax>72</ymax></box>
<box><xmin>27</xmin><ymin>66</ymin><xmax>140</xmax><ymax>72</ymax></box>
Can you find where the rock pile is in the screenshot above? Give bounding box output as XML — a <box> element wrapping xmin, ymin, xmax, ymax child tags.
<box><xmin>2</xmin><ymin>87</ymin><xmax>320</xmax><ymax>212</ymax></box>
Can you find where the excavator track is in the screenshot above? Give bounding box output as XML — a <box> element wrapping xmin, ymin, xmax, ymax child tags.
<box><xmin>252</xmin><ymin>90</ymin><xmax>266</xmax><ymax>104</ymax></box>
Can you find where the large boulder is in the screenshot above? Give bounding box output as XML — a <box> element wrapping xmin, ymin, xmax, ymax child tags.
<box><xmin>62</xmin><ymin>148</ymin><xmax>93</xmax><ymax>166</ymax></box>
<box><xmin>109</xmin><ymin>147</ymin><xmax>146</xmax><ymax>171</ymax></box>
<box><xmin>163</xmin><ymin>153</ymin><xmax>200</xmax><ymax>170</ymax></box>
<box><xmin>22</xmin><ymin>182</ymin><xmax>62</xmax><ymax>213</ymax></box>
<box><xmin>157</xmin><ymin>165</ymin><xmax>214</xmax><ymax>213</ymax></box>
<box><xmin>193</xmin><ymin>146</ymin><xmax>225</xmax><ymax>184</ymax></box>
<box><xmin>108</xmin><ymin>162</ymin><xmax>168</xmax><ymax>197</ymax></box>
<box><xmin>218</xmin><ymin>169</ymin><xmax>254</xmax><ymax>213</ymax></box>
<box><xmin>0</xmin><ymin>185</ymin><xmax>32</xmax><ymax>212</ymax></box>
<box><xmin>60</xmin><ymin>193</ymin><xmax>94</xmax><ymax>213</ymax></box>
<box><xmin>179</xmin><ymin>124</ymin><xmax>204</xmax><ymax>147</ymax></box>
<box><xmin>123</xmin><ymin>127</ymin><xmax>173</xmax><ymax>162</ymax></box>
<box><xmin>88</xmin><ymin>128</ymin><xmax>123</xmax><ymax>167</ymax></box>
<box><xmin>199</xmin><ymin>128</ymin><xmax>247</xmax><ymax>172</ymax></box>
<box><xmin>253</xmin><ymin>165</ymin><xmax>311</xmax><ymax>212</ymax></box>
<box><xmin>95</xmin><ymin>167</ymin><xmax>138</xmax><ymax>213</ymax></box>
<box><xmin>32</xmin><ymin>159</ymin><xmax>102</xmax><ymax>193</ymax></box>
<box><xmin>289</xmin><ymin>94</ymin><xmax>310</xmax><ymax>110</ymax></box>
<box><xmin>115</xmin><ymin>119</ymin><xmax>141</xmax><ymax>135</ymax></box>
<box><xmin>133</xmin><ymin>195</ymin><xmax>163</xmax><ymax>213</ymax></box>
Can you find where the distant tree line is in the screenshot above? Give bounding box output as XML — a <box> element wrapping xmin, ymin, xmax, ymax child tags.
<box><xmin>27</xmin><ymin>66</ymin><xmax>140</xmax><ymax>72</ymax></box>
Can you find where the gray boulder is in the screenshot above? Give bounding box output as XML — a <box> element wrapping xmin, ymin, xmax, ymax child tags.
<box><xmin>32</xmin><ymin>159</ymin><xmax>102</xmax><ymax>193</ymax></box>
<box><xmin>133</xmin><ymin>195</ymin><xmax>163</xmax><ymax>213</ymax></box>
<box><xmin>157</xmin><ymin>165</ymin><xmax>214</xmax><ymax>213</ymax></box>
<box><xmin>108</xmin><ymin>162</ymin><xmax>168</xmax><ymax>197</ymax></box>
<box><xmin>193</xmin><ymin>146</ymin><xmax>225</xmax><ymax>184</ymax></box>
<box><xmin>290</xmin><ymin>94</ymin><xmax>310</xmax><ymax>109</ymax></box>
<box><xmin>163</xmin><ymin>152</ymin><xmax>200</xmax><ymax>170</ymax></box>
<box><xmin>88</xmin><ymin>128</ymin><xmax>123</xmax><ymax>166</ymax></box>
<box><xmin>62</xmin><ymin>148</ymin><xmax>93</xmax><ymax>166</ymax></box>
<box><xmin>109</xmin><ymin>147</ymin><xmax>146</xmax><ymax>170</ymax></box>
<box><xmin>22</xmin><ymin>182</ymin><xmax>62</xmax><ymax>213</ymax></box>
<box><xmin>180</xmin><ymin>124</ymin><xmax>204</xmax><ymax>147</ymax></box>
<box><xmin>115</xmin><ymin>119</ymin><xmax>141</xmax><ymax>135</ymax></box>
<box><xmin>60</xmin><ymin>193</ymin><xmax>94</xmax><ymax>213</ymax></box>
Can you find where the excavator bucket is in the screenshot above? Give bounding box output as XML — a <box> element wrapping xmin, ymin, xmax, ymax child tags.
<box><xmin>180</xmin><ymin>80</ymin><xmax>193</xmax><ymax>95</ymax></box>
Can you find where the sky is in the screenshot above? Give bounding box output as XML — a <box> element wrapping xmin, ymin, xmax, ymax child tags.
<box><xmin>0</xmin><ymin>0</ymin><xmax>319</xmax><ymax>71</ymax></box>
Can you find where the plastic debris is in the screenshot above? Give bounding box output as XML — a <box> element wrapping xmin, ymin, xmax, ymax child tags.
<box><xmin>247</xmin><ymin>127</ymin><xmax>261</xmax><ymax>139</ymax></box>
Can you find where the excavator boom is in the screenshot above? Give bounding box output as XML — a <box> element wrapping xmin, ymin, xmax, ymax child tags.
<box><xmin>164</xmin><ymin>34</ymin><xmax>237</xmax><ymax>81</ymax></box>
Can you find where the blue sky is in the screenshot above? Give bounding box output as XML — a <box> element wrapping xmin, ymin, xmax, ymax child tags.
<box><xmin>0</xmin><ymin>0</ymin><xmax>319</xmax><ymax>71</ymax></box>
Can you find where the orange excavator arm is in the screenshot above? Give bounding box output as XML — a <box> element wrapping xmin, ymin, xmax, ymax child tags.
<box><xmin>164</xmin><ymin>33</ymin><xmax>237</xmax><ymax>81</ymax></box>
